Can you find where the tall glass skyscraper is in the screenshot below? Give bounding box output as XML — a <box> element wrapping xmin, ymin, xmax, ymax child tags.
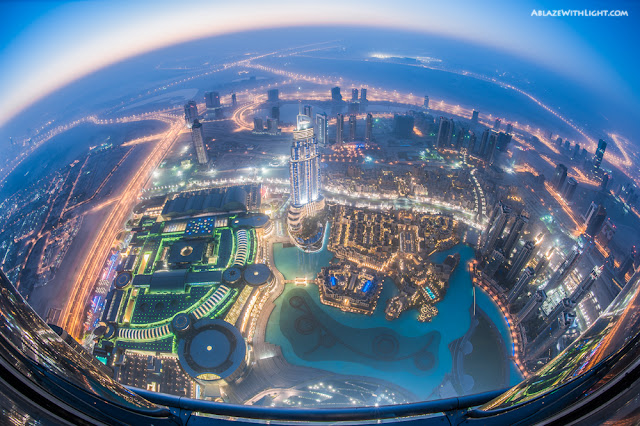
<box><xmin>289</xmin><ymin>114</ymin><xmax>320</xmax><ymax>207</ymax></box>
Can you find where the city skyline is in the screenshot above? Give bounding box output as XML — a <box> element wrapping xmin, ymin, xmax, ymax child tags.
<box><xmin>0</xmin><ymin>1</ymin><xmax>638</xmax><ymax>415</ymax></box>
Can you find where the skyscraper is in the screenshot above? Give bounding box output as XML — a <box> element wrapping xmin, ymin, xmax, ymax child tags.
<box><xmin>595</xmin><ymin>219</ymin><xmax>616</xmax><ymax>248</ymax></box>
<box><xmin>485</xmin><ymin>250</ymin><xmax>505</xmax><ymax>277</ymax></box>
<box><xmin>471</xmin><ymin>110</ymin><xmax>479</xmax><ymax>124</ymax></box>
<box><xmin>506</xmin><ymin>240</ymin><xmax>536</xmax><ymax>282</ymax></box>
<box><xmin>191</xmin><ymin>120</ymin><xmax>208</xmax><ymax>165</ymax></box>
<box><xmin>303</xmin><ymin>105</ymin><xmax>312</xmax><ymax>118</ymax></box>
<box><xmin>360</xmin><ymin>88</ymin><xmax>367</xmax><ymax>102</ymax></box>
<box><xmin>393</xmin><ymin>114</ymin><xmax>415</xmax><ymax>138</ymax></box>
<box><xmin>271</xmin><ymin>106</ymin><xmax>280</xmax><ymax>121</ymax></box>
<box><xmin>493</xmin><ymin>118</ymin><xmax>501</xmax><ymax>130</ymax></box>
<box><xmin>527</xmin><ymin>311</ymin><xmax>575</xmax><ymax>361</ymax></box>
<box><xmin>539</xmin><ymin>298</ymin><xmax>576</xmax><ymax>336</ymax></box>
<box><xmin>508</xmin><ymin>266</ymin><xmax>535</xmax><ymax>304</ymax></box>
<box><xmin>436</xmin><ymin>117</ymin><xmax>453</xmax><ymax>148</ymax></box>
<box><xmin>349</xmin><ymin>114</ymin><xmax>357</xmax><ymax>141</ymax></box>
<box><xmin>593</xmin><ymin>139</ymin><xmax>607</xmax><ymax>168</ymax></box>
<box><xmin>351</xmin><ymin>88</ymin><xmax>359</xmax><ymax>102</ymax></box>
<box><xmin>231</xmin><ymin>93</ymin><xmax>237</xmax><ymax>108</ymax></box>
<box><xmin>289</xmin><ymin>113</ymin><xmax>320</xmax><ymax>207</ymax></box>
<box><xmin>267</xmin><ymin>89</ymin><xmax>279</xmax><ymax>103</ymax></box>
<box><xmin>478</xmin><ymin>129</ymin><xmax>490</xmax><ymax>156</ymax></box>
<box><xmin>467</xmin><ymin>131</ymin><xmax>477</xmax><ymax>153</ymax></box>
<box><xmin>517</xmin><ymin>290</ymin><xmax>546</xmax><ymax>323</ymax></box>
<box><xmin>205</xmin><ymin>91</ymin><xmax>221</xmax><ymax>117</ymax></box>
<box><xmin>315</xmin><ymin>113</ymin><xmax>328</xmax><ymax>146</ymax></box>
<box><xmin>184</xmin><ymin>101</ymin><xmax>198</xmax><ymax>128</ymax></box>
<box><xmin>545</xmin><ymin>245</ymin><xmax>583</xmax><ymax>291</ymax></box>
<box><xmin>331</xmin><ymin>87</ymin><xmax>342</xmax><ymax>102</ymax></box>
<box><xmin>496</xmin><ymin>132</ymin><xmax>512</xmax><ymax>152</ymax></box>
<box><xmin>583</xmin><ymin>202</ymin><xmax>598</xmax><ymax>226</ymax></box>
<box><xmin>365</xmin><ymin>113</ymin><xmax>373</xmax><ymax>142</ymax></box>
<box><xmin>505</xmin><ymin>123</ymin><xmax>513</xmax><ymax>134</ymax></box>
<box><xmin>253</xmin><ymin>117</ymin><xmax>264</xmax><ymax>132</ymax></box>
<box><xmin>482</xmin><ymin>202</ymin><xmax>511</xmax><ymax>256</ymax></box>
<box><xmin>336</xmin><ymin>113</ymin><xmax>344</xmax><ymax>144</ymax></box>
<box><xmin>553</xmin><ymin>164</ymin><xmax>568</xmax><ymax>191</ymax></box>
<box><xmin>424</xmin><ymin>95</ymin><xmax>430</xmax><ymax>109</ymax></box>
<box><xmin>568</xmin><ymin>266</ymin><xmax>602</xmax><ymax>304</ymax></box>
<box><xmin>503</xmin><ymin>211</ymin><xmax>529</xmax><ymax>259</ymax></box>
<box><xmin>586</xmin><ymin>204</ymin><xmax>607</xmax><ymax>236</ymax></box>
<box><xmin>486</xmin><ymin>130</ymin><xmax>499</xmax><ymax>162</ymax></box>
<box><xmin>563</xmin><ymin>177</ymin><xmax>578</xmax><ymax>201</ymax></box>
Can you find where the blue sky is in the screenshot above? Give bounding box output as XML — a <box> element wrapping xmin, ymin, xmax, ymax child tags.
<box><xmin>0</xmin><ymin>0</ymin><xmax>637</xmax><ymax>129</ymax></box>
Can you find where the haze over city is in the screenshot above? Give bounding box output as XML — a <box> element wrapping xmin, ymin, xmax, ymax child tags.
<box><xmin>0</xmin><ymin>0</ymin><xmax>639</xmax><ymax>421</ymax></box>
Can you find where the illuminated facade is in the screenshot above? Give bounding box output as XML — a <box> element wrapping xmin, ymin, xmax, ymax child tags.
<box><xmin>289</xmin><ymin>114</ymin><xmax>321</xmax><ymax>207</ymax></box>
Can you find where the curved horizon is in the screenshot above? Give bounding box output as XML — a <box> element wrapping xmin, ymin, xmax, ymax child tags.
<box><xmin>0</xmin><ymin>0</ymin><xmax>636</xmax><ymax>131</ymax></box>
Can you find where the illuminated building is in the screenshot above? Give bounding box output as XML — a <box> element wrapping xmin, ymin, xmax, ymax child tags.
<box><xmin>351</xmin><ymin>88</ymin><xmax>359</xmax><ymax>101</ymax></box>
<box><xmin>582</xmin><ymin>202</ymin><xmax>598</xmax><ymax>226</ymax></box>
<box><xmin>289</xmin><ymin>113</ymin><xmax>321</xmax><ymax>207</ymax></box>
<box><xmin>482</xmin><ymin>202</ymin><xmax>510</xmax><ymax>256</ymax></box>
<box><xmin>506</xmin><ymin>240</ymin><xmax>537</xmax><ymax>283</ymax></box>
<box><xmin>471</xmin><ymin>110</ymin><xmax>479</xmax><ymax>124</ymax></box>
<box><xmin>503</xmin><ymin>211</ymin><xmax>529</xmax><ymax>259</ymax></box>
<box><xmin>267</xmin><ymin>88</ymin><xmax>279</xmax><ymax>102</ymax></box>
<box><xmin>493</xmin><ymin>118</ymin><xmax>501</xmax><ymax>130</ymax></box>
<box><xmin>360</xmin><ymin>88</ymin><xmax>367</xmax><ymax>102</ymax></box>
<box><xmin>331</xmin><ymin>86</ymin><xmax>342</xmax><ymax>101</ymax></box>
<box><xmin>593</xmin><ymin>139</ymin><xmax>607</xmax><ymax>168</ymax></box>
<box><xmin>563</xmin><ymin>177</ymin><xmax>577</xmax><ymax>201</ymax></box>
<box><xmin>527</xmin><ymin>311</ymin><xmax>575</xmax><ymax>362</ymax></box>
<box><xmin>190</xmin><ymin>120</ymin><xmax>208</xmax><ymax>165</ymax></box>
<box><xmin>184</xmin><ymin>101</ymin><xmax>198</xmax><ymax>128</ymax></box>
<box><xmin>508</xmin><ymin>266</ymin><xmax>535</xmax><ymax>304</ymax></box>
<box><xmin>365</xmin><ymin>113</ymin><xmax>373</xmax><ymax>142</ymax></box>
<box><xmin>349</xmin><ymin>114</ymin><xmax>356</xmax><ymax>141</ymax></box>
<box><xmin>553</xmin><ymin>164</ymin><xmax>568</xmax><ymax>191</ymax></box>
<box><xmin>336</xmin><ymin>113</ymin><xmax>344</xmax><ymax>144</ymax></box>
<box><xmin>595</xmin><ymin>218</ymin><xmax>615</xmax><ymax>248</ymax></box>
<box><xmin>568</xmin><ymin>266</ymin><xmax>602</xmax><ymax>304</ymax></box>
<box><xmin>586</xmin><ymin>204</ymin><xmax>606</xmax><ymax>236</ymax></box>
<box><xmin>424</xmin><ymin>95</ymin><xmax>429</xmax><ymax>109</ymax></box>
<box><xmin>303</xmin><ymin>105</ymin><xmax>312</xmax><ymax>118</ymax></box>
<box><xmin>545</xmin><ymin>245</ymin><xmax>583</xmax><ymax>291</ymax></box>
<box><xmin>315</xmin><ymin>112</ymin><xmax>328</xmax><ymax>145</ymax></box>
<box><xmin>539</xmin><ymin>298</ymin><xmax>577</xmax><ymax>336</ymax></box>
<box><xmin>517</xmin><ymin>289</ymin><xmax>546</xmax><ymax>323</ymax></box>
<box><xmin>436</xmin><ymin>116</ymin><xmax>453</xmax><ymax>148</ymax></box>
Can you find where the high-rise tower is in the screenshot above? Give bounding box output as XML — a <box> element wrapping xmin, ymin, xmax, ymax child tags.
<box><xmin>184</xmin><ymin>101</ymin><xmax>198</xmax><ymax>128</ymax></box>
<box><xmin>336</xmin><ymin>113</ymin><xmax>344</xmax><ymax>144</ymax></box>
<box><xmin>289</xmin><ymin>114</ymin><xmax>321</xmax><ymax>207</ymax></box>
<box><xmin>315</xmin><ymin>113</ymin><xmax>328</xmax><ymax>146</ymax></box>
<box><xmin>191</xmin><ymin>120</ymin><xmax>208</xmax><ymax>165</ymax></box>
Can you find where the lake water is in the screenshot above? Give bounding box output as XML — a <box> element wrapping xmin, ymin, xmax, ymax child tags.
<box><xmin>267</xmin><ymin>242</ymin><xmax>523</xmax><ymax>399</ymax></box>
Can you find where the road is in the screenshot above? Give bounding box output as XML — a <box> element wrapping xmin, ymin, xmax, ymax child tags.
<box><xmin>61</xmin><ymin>117</ymin><xmax>183</xmax><ymax>339</ymax></box>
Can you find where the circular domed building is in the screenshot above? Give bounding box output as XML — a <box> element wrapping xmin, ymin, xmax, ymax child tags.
<box><xmin>242</xmin><ymin>263</ymin><xmax>274</xmax><ymax>287</ymax></box>
<box><xmin>177</xmin><ymin>319</ymin><xmax>247</xmax><ymax>383</ymax></box>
